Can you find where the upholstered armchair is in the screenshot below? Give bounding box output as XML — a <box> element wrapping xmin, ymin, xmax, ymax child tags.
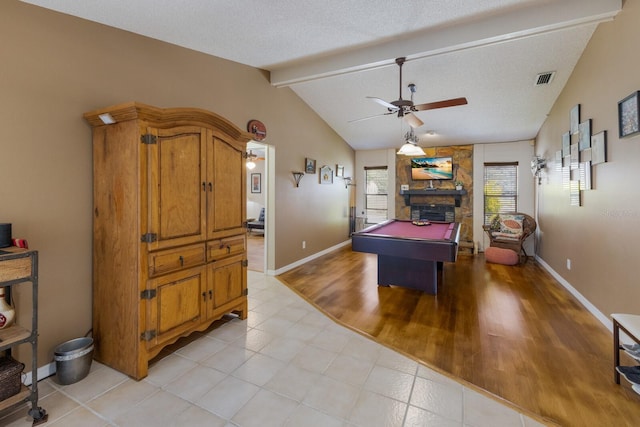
<box><xmin>483</xmin><ymin>212</ymin><xmax>536</xmax><ymax>261</ymax></box>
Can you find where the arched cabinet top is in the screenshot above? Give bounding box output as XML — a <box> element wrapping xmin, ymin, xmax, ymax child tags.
<box><xmin>84</xmin><ymin>101</ymin><xmax>253</xmax><ymax>143</ymax></box>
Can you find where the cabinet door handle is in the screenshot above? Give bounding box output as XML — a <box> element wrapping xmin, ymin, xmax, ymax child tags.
<box><xmin>202</xmin><ymin>292</ymin><xmax>207</xmax><ymax>302</ymax></box>
<box><xmin>208</xmin><ymin>182</ymin><xmax>213</xmax><ymax>192</ymax></box>
<box><xmin>209</xmin><ymin>290</ymin><xmax>213</xmax><ymax>300</ymax></box>
<box><xmin>226</xmin><ymin>245</ymin><xmax>231</xmax><ymax>254</ymax></box>
<box><xmin>202</xmin><ymin>182</ymin><xmax>206</xmax><ymax>192</ymax></box>
<box><xmin>179</xmin><ymin>256</ymin><xmax>184</xmax><ymax>266</ymax></box>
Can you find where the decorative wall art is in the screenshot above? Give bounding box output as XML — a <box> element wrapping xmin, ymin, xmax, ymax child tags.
<box><xmin>562</xmin><ymin>132</ymin><xmax>571</xmax><ymax>157</ymax></box>
<box><xmin>251</xmin><ymin>173</ymin><xmax>261</xmax><ymax>193</ymax></box>
<box><xmin>618</xmin><ymin>91</ymin><xmax>640</xmax><ymax>138</ymax></box>
<box><xmin>571</xmin><ymin>104</ymin><xmax>580</xmax><ymax>135</ymax></box>
<box><xmin>319</xmin><ymin>165</ymin><xmax>333</xmax><ymax>184</ymax></box>
<box><xmin>570</xmin><ymin>143</ymin><xmax>579</xmax><ymax>170</ymax></box>
<box><xmin>305</xmin><ymin>158</ymin><xmax>316</xmax><ymax>174</ymax></box>
<box><xmin>579</xmin><ymin>119</ymin><xmax>591</xmax><ymax>151</ymax></box>
<box><xmin>562</xmin><ymin>163</ymin><xmax>570</xmax><ymax>190</ymax></box>
<box><xmin>570</xmin><ymin>180</ymin><xmax>581</xmax><ymax>206</ymax></box>
<box><xmin>591</xmin><ymin>130</ymin><xmax>607</xmax><ymax>165</ymax></box>
<box><xmin>561</xmin><ymin>102</ymin><xmax>608</xmax><ymax>206</ymax></box>
<box><xmin>579</xmin><ymin>161</ymin><xmax>592</xmax><ymax>191</ymax></box>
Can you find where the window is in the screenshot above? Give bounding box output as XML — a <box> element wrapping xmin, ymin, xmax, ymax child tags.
<box><xmin>364</xmin><ymin>166</ymin><xmax>388</xmax><ymax>224</ymax></box>
<box><xmin>484</xmin><ymin>162</ymin><xmax>518</xmax><ymax>224</ymax></box>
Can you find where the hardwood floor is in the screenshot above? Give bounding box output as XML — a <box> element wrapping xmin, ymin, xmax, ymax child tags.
<box><xmin>277</xmin><ymin>246</ymin><xmax>640</xmax><ymax>427</ymax></box>
<box><xmin>247</xmin><ymin>232</ymin><xmax>264</xmax><ymax>273</ymax></box>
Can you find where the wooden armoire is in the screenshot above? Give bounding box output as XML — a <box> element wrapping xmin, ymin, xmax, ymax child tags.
<box><xmin>84</xmin><ymin>102</ymin><xmax>252</xmax><ymax>379</ymax></box>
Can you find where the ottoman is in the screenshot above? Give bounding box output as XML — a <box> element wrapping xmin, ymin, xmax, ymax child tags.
<box><xmin>485</xmin><ymin>246</ymin><xmax>519</xmax><ymax>265</ymax></box>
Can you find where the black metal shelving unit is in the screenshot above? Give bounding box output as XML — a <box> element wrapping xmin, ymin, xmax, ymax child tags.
<box><xmin>0</xmin><ymin>249</ymin><xmax>47</xmax><ymax>425</ymax></box>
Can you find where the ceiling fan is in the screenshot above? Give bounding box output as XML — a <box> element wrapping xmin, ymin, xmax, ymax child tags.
<box><xmin>350</xmin><ymin>57</ymin><xmax>468</xmax><ymax>128</ymax></box>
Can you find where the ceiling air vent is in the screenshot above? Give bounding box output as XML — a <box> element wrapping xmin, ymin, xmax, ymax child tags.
<box><xmin>535</xmin><ymin>71</ymin><xmax>555</xmax><ymax>86</ymax></box>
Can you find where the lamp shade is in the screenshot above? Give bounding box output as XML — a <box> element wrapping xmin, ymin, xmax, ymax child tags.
<box><xmin>397</xmin><ymin>142</ymin><xmax>426</xmax><ymax>156</ymax></box>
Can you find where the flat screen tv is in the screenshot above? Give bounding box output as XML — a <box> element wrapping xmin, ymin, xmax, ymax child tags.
<box><xmin>411</xmin><ymin>156</ymin><xmax>453</xmax><ymax>180</ymax></box>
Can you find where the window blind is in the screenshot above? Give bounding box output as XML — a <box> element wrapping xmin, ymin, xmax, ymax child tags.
<box><xmin>484</xmin><ymin>162</ymin><xmax>518</xmax><ymax>225</ymax></box>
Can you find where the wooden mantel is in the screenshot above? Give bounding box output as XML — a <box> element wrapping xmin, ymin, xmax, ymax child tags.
<box><xmin>400</xmin><ymin>189</ymin><xmax>468</xmax><ymax>207</ymax></box>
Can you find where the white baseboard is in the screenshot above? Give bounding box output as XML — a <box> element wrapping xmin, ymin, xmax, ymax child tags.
<box><xmin>267</xmin><ymin>239</ymin><xmax>352</xmax><ymax>276</ymax></box>
<box><xmin>535</xmin><ymin>255</ymin><xmax>616</xmax><ymax>334</ymax></box>
<box><xmin>23</xmin><ymin>361</ymin><xmax>56</xmax><ymax>386</ymax></box>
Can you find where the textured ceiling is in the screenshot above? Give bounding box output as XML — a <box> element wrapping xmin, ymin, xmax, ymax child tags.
<box><xmin>21</xmin><ymin>0</ymin><xmax>621</xmax><ymax>150</ymax></box>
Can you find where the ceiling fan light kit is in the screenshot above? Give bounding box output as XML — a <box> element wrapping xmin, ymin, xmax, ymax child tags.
<box><xmin>354</xmin><ymin>57</ymin><xmax>468</xmax><ymax>130</ymax></box>
<box><xmin>397</xmin><ymin>129</ymin><xmax>426</xmax><ymax>156</ymax></box>
<box><xmin>397</xmin><ymin>142</ymin><xmax>426</xmax><ymax>156</ymax></box>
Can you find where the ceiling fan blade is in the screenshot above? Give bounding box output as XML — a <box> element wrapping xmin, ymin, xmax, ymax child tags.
<box><xmin>413</xmin><ymin>97</ymin><xmax>468</xmax><ymax>111</ymax></box>
<box><xmin>366</xmin><ymin>96</ymin><xmax>399</xmax><ymax>110</ymax></box>
<box><xmin>348</xmin><ymin>111</ymin><xmax>395</xmax><ymax>124</ymax></box>
<box><xmin>404</xmin><ymin>113</ymin><xmax>424</xmax><ymax>128</ymax></box>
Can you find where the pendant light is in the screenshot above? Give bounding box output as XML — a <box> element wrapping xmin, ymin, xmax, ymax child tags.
<box><xmin>397</xmin><ymin>129</ymin><xmax>425</xmax><ymax>156</ymax></box>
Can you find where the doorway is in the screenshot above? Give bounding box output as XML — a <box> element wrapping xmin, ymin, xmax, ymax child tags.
<box><xmin>246</xmin><ymin>141</ymin><xmax>268</xmax><ymax>272</ymax></box>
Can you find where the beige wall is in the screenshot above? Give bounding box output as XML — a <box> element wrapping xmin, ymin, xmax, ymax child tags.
<box><xmin>1</xmin><ymin>1</ymin><xmax>353</xmax><ymax>368</ymax></box>
<box><xmin>536</xmin><ymin>0</ymin><xmax>640</xmax><ymax>319</ymax></box>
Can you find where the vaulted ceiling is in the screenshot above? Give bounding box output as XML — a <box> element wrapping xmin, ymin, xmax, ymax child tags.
<box><xmin>22</xmin><ymin>0</ymin><xmax>621</xmax><ymax>150</ymax></box>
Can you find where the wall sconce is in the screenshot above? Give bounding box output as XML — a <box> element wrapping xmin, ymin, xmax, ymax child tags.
<box><xmin>343</xmin><ymin>177</ymin><xmax>353</xmax><ymax>188</ymax></box>
<box><xmin>530</xmin><ymin>155</ymin><xmax>547</xmax><ymax>185</ymax></box>
<box><xmin>292</xmin><ymin>171</ymin><xmax>304</xmax><ymax>187</ymax></box>
<box><xmin>246</xmin><ymin>150</ymin><xmax>257</xmax><ymax>170</ymax></box>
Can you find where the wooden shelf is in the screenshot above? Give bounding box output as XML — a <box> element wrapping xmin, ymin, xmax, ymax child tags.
<box><xmin>0</xmin><ymin>386</ymin><xmax>30</xmax><ymax>412</ymax></box>
<box><xmin>400</xmin><ymin>189</ymin><xmax>468</xmax><ymax>207</ymax></box>
<box><xmin>0</xmin><ymin>325</ymin><xmax>31</xmax><ymax>350</ymax></box>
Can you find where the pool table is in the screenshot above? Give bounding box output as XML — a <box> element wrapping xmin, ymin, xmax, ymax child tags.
<box><xmin>351</xmin><ymin>219</ymin><xmax>460</xmax><ymax>294</ymax></box>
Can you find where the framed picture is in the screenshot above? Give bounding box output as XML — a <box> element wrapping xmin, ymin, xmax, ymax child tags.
<box><xmin>579</xmin><ymin>161</ymin><xmax>592</xmax><ymax>191</ymax></box>
<box><xmin>305</xmin><ymin>158</ymin><xmax>316</xmax><ymax>174</ymax></box>
<box><xmin>250</xmin><ymin>173</ymin><xmax>261</xmax><ymax>193</ymax></box>
<box><xmin>570</xmin><ymin>143</ymin><xmax>579</xmax><ymax>170</ymax></box>
<box><xmin>336</xmin><ymin>165</ymin><xmax>344</xmax><ymax>177</ymax></box>
<box><xmin>562</xmin><ymin>132</ymin><xmax>570</xmax><ymax>157</ymax></box>
<box><xmin>618</xmin><ymin>91</ymin><xmax>640</xmax><ymax>138</ymax></box>
<box><xmin>578</xmin><ymin>119</ymin><xmax>591</xmax><ymax>151</ymax></box>
<box><xmin>571</xmin><ymin>104</ymin><xmax>580</xmax><ymax>135</ymax></box>
<box><xmin>319</xmin><ymin>165</ymin><xmax>333</xmax><ymax>184</ymax></box>
<box><xmin>591</xmin><ymin>130</ymin><xmax>607</xmax><ymax>165</ymax></box>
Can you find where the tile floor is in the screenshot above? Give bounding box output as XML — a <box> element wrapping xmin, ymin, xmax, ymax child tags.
<box><xmin>0</xmin><ymin>272</ymin><xmax>546</xmax><ymax>427</ymax></box>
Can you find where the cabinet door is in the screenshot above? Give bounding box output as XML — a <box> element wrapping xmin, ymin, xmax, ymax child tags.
<box><xmin>145</xmin><ymin>266</ymin><xmax>206</xmax><ymax>348</ymax></box>
<box><xmin>207</xmin><ymin>136</ymin><xmax>246</xmax><ymax>239</ymax></box>
<box><xmin>208</xmin><ymin>255</ymin><xmax>246</xmax><ymax>312</ymax></box>
<box><xmin>147</xmin><ymin>126</ymin><xmax>207</xmax><ymax>250</ymax></box>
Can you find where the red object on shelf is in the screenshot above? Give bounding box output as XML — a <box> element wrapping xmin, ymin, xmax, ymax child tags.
<box><xmin>11</xmin><ymin>239</ymin><xmax>28</xmax><ymax>249</ymax></box>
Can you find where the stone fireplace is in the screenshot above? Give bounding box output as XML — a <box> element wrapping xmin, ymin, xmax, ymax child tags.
<box><xmin>411</xmin><ymin>204</ymin><xmax>455</xmax><ymax>222</ymax></box>
<box><xmin>395</xmin><ymin>144</ymin><xmax>473</xmax><ymax>253</ymax></box>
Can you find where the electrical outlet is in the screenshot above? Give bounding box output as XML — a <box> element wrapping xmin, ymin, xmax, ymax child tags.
<box><xmin>302</xmin><ymin>241</ymin><xmax>306</xmax><ymax>249</ymax></box>
<box><xmin>567</xmin><ymin>259</ymin><xmax>571</xmax><ymax>270</ymax></box>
